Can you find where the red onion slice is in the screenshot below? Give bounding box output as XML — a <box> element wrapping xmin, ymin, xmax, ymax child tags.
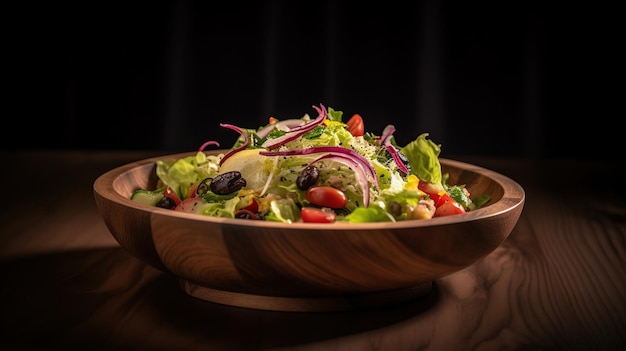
<box><xmin>198</xmin><ymin>140</ymin><xmax>220</xmax><ymax>151</ymax></box>
<box><xmin>218</xmin><ymin>123</ymin><xmax>250</xmax><ymax>166</ymax></box>
<box><xmin>256</xmin><ymin>119</ymin><xmax>307</xmax><ymax>139</ymax></box>
<box><xmin>260</xmin><ymin>146</ymin><xmax>378</xmax><ymax>189</ymax></box>
<box><xmin>261</xmin><ymin>104</ymin><xmax>327</xmax><ymax>149</ymax></box>
<box><xmin>307</xmin><ymin>153</ymin><xmax>372</xmax><ymax>207</ymax></box>
<box><xmin>378</xmin><ymin>124</ymin><xmax>409</xmax><ymax>175</ymax></box>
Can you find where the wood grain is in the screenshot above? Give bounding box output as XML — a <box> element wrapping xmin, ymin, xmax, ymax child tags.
<box><xmin>1</xmin><ymin>151</ymin><xmax>623</xmax><ymax>350</ymax></box>
<box><xmin>93</xmin><ymin>152</ymin><xmax>525</xmax><ymax>310</ymax></box>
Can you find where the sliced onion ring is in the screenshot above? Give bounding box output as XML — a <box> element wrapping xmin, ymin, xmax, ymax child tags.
<box><xmin>218</xmin><ymin>123</ymin><xmax>250</xmax><ymax>166</ymax></box>
<box><xmin>198</xmin><ymin>140</ymin><xmax>220</xmax><ymax>151</ymax></box>
<box><xmin>256</xmin><ymin>119</ymin><xmax>306</xmax><ymax>139</ymax></box>
<box><xmin>261</xmin><ymin>104</ymin><xmax>327</xmax><ymax>149</ymax></box>
<box><xmin>378</xmin><ymin>124</ymin><xmax>409</xmax><ymax>175</ymax></box>
<box><xmin>260</xmin><ymin>146</ymin><xmax>378</xmax><ymax>189</ymax></box>
<box><xmin>260</xmin><ymin>145</ymin><xmax>381</xmax><ymax>207</ymax></box>
<box><xmin>307</xmin><ymin>153</ymin><xmax>372</xmax><ymax>207</ymax></box>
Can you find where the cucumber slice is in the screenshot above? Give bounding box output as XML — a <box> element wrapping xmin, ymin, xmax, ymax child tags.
<box><xmin>131</xmin><ymin>189</ymin><xmax>164</xmax><ymax>206</ymax></box>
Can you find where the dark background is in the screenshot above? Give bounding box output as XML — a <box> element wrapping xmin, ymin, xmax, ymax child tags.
<box><xmin>6</xmin><ymin>1</ymin><xmax>621</xmax><ymax>160</ymax></box>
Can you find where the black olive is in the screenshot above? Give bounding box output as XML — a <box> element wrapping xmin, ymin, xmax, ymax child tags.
<box><xmin>196</xmin><ymin>178</ymin><xmax>212</xmax><ymax>196</ymax></box>
<box><xmin>296</xmin><ymin>165</ymin><xmax>319</xmax><ymax>190</ymax></box>
<box><xmin>156</xmin><ymin>196</ymin><xmax>176</xmax><ymax>209</ymax></box>
<box><xmin>210</xmin><ymin>171</ymin><xmax>246</xmax><ymax>195</ymax></box>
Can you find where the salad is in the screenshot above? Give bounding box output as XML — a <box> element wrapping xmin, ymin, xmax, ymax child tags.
<box><xmin>130</xmin><ymin>104</ymin><xmax>490</xmax><ymax>223</ymax></box>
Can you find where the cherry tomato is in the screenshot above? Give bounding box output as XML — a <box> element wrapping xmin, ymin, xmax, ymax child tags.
<box><xmin>163</xmin><ymin>186</ymin><xmax>182</xmax><ymax>206</ymax></box>
<box><xmin>418</xmin><ymin>181</ymin><xmax>445</xmax><ymax>204</ymax></box>
<box><xmin>187</xmin><ymin>182</ymin><xmax>200</xmax><ymax>198</ymax></box>
<box><xmin>156</xmin><ymin>186</ymin><xmax>183</xmax><ymax>209</ymax></box>
<box><xmin>269</xmin><ymin>116</ymin><xmax>278</xmax><ymax>124</ymax></box>
<box><xmin>433</xmin><ymin>193</ymin><xmax>453</xmax><ymax>207</ymax></box>
<box><xmin>433</xmin><ymin>194</ymin><xmax>466</xmax><ymax>217</ymax></box>
<box><xmin>301</xmin><ymin>207</ymin><xmax>336</xmax><ymax>223</ymax></box>
<box><xmin>417</xmin><ymin>182</ymin><xmax>466</xmax><ymax>217</ymax></box>
<box><xmin>306</xmin><ymin>186</ymin><xmax>348</xmax><ymax>208</ymax></box>
<box><xmin>241</xmin><ymin>197</ymin><xmax>259</xmax><ymax>213</ymax></box>
<box><xmin>346</xmin><ymin>113</ymin><xmax>364</xmax><ymax>137</ymax></box>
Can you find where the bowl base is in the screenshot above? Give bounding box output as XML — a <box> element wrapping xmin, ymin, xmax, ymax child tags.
<box><xmin>180</xmin><ymin>280</ymin><xmax>433</xmax><ymax>312</ymax></box>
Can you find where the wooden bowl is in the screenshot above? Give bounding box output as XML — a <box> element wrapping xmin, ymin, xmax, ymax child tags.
<box><xmin>93</xmin><ymin>151</ymin><xmax>525</xmax><ymax>311</ymax></box>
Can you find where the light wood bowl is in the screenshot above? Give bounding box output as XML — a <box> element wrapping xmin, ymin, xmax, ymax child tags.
<box><xmin>93</xmin><ymin>151</ymin><xmax>525</xmax><ymax>311</ymax></box>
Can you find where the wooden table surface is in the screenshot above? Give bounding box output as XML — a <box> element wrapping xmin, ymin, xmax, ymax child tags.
<box><xmin>1</xmin><ymin>150</ymin><xmax>624</xmax><ymax>351</ymax></box>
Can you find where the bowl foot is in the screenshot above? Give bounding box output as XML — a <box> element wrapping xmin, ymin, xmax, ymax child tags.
<box><xmin>180</xmin><ymin>280</ymin><xmax>433</xmax><ymax>312</ymax></box>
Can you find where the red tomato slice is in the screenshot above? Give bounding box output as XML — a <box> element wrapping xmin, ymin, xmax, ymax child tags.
<box><xmin>187</xmin><ymin>182</ymin><xmax>200</xmax><ymax>198</ymax></box>
<box><xmin>346</xmin><ymin>114</ymin><xmax>364</xmax><ymax>137</ymax></box>
<box><xmin>301</xmin><ymin>207</ymin><xmax>336</xmax><ymax>223</ymax></box>
<box><xmin>306</xmin><ymin>186</ymin><xmax>348</xmax><ymax>208</ymax></box>
<box><xmin>434</xmin><ymin>193</ymin><xmax>451</xmax><ymax>208</ymax></box>
<box><xmin>418</xmin><ymin>181</ymin><xmax>445</xmax><ymax>204</ymax></box>
<box><xmin>241</xmin><ymin>197</ymin><xmax>258</xmax><ymax>213</ymax></box>
<box><xmin>164</xmin><ymin>186</ymin><xmax>182</xmax><ymax>205</ymax></box>
<box><xmin>434</xmin><ymin>195</ymin><xmax>466</xmax><ymax>217</ymax></box>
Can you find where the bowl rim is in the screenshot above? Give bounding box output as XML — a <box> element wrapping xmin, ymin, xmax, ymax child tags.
<box><xmin>93</xmin><ymin>151</ymin><xmax>525</xmax><ymax>230</ymax></box>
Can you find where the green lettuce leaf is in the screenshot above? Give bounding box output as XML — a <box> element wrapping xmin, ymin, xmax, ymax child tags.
<box><xmin>343</xmin><ymin>206</ymin><xmax>393</xmax><ymax>223</ymax></box>
<box><xmin>399</xmin><ymin>133</ymin><xmax>442</xmax><ymax>187</ymax></box>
